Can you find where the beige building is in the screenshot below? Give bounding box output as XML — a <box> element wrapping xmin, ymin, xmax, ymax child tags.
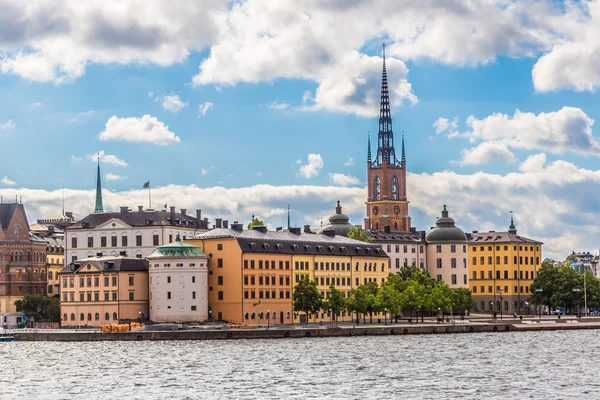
<box><xmin>425</xmin><ymin>206</ymin><xmax>469</xmax><ymax>288</ymax></box>
<box><xmin>59</xmin><ymin>257</ymin><xmax>149</xmax><ymax>327</ymax></box>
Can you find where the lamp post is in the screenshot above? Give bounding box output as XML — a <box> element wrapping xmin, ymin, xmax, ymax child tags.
<box><xmin>267</xmin><ymin>309</ymin><xmax>270</xmax><ymax>330</ymax></box>
<box><xmin>384</xmin><ymin>308</ymin><xmax>388</xmax><ymax>326</ymax></box>
<box><xmin>490</xmin><ymin>302</ymin><xmax>494</xmax><ymax>318</ymax></box>
<box><xmin>209</xmin><ymin>309</ymin><xmax>212</xmax><ymax>322</ymax></box>
<box><xmin>329</xmin><ymin>308</ymin><xmax>332</xmax><ymax>326</ymax></box>
<box><xmin>573</xmin><ymin>288</ymin><xmax>581</xmax><ymax>316</ymax></box>
<box><xmin>138</xmin><ymin>311</ymin><xmax>141</xmax><ymax>323</ymax></box>
<box><xmin>497</xmin><ymin>289</ymin><xmax>504</xmax><ymax>320</ymax></box>
<box><xmin>535</xmin><ymin>289</ymin><xmax>543</xmax><ymax>320</ymax></box>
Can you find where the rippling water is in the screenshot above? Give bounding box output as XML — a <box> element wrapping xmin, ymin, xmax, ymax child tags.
<box><xmin>2</xmin><ymin>330</ymin><xmax>600</xmax><ymax>399</ymax></box>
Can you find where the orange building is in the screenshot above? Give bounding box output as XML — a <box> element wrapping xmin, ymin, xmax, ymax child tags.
<box><xmin>186</xmin><ymin>223</ymin><xmax>389</xmax><ymax>326</ymax></box>
<box><xmin>59</xmin><ymin>256</ymin><xmax>149</xmax><ymax>327</ymax></box>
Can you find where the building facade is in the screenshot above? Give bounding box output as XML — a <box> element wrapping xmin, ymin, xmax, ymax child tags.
<box><xmin>65</xmin><ymin>206</ymin><xmax>209</xmax><ymax>264</ymax></box>
<box><xmin>0</xmin><ymin>202</ymin><xmax>48</xmax><ymax>314</ymax></box>
<box><xmin>365</xmin><ymin>45</ymin><xmax>411</xmax><ymax>232</ymax></box>
<box><xmin>425</xmin><ymin>206</ymin><xmax>469</xmax><ymax>288</ymax></box>
<box><xmin>59</xmin><ymin>257</ymin><xmax>149</xmax><ymax>327</ymax></box>
<box><xmin>368</xmin><ymin>228</ymin><xmax>427</xmax><ymax>272</ymax></box>
<box><xmin>186</xmin><ymin>223</ymin><xmax>389</xmax><ymax>326</ymax></box>
<box><xmin>468</xmin><ymin>217</ymin><xmax>543</xmax><ymax>314</ymax></box>
<box><xmin>147</xmin><ymin>237</ymin><xmax>209</xmax><ymax>323</ymax></box>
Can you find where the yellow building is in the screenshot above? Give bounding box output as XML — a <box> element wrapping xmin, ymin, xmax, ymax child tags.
<box><xmin>468</xmin><ymin>217</ymin><xmax>542</xmax><ymax>315</ymax></box>
<box><xmin>186</xmin><ymin>223</ymin><xmax>389</xmax><ymax>325</ymax></box>
<box><xmin>59</xmin><ymin>256</ymin><xmax>149</xmax><ymax>327</ymax></box>
<box><xmin>45</xmin><ymin>236</ymin><xmax>65</xmax><ymax>297</ymax></box>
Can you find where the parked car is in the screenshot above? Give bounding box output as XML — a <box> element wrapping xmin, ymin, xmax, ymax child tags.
<box><xmin>552</xmin><ymin>309</ymin><xmax>564</xmax><ymax>315</ymax></box>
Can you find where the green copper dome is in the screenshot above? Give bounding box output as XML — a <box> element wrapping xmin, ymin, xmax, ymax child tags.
<box><xmin>148</xmin><ymin>236</ymin><xmax>207</xmax><ymax>258</ymax></box>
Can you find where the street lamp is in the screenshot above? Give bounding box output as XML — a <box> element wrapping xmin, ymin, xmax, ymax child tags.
<box><xmin>535</xmin><ymin>289</ymin><xmax>543</xmax><ymax>320</ymax></box>
<box><xmin>490</xmin><ymin>302</ymin><xmax>494</xmax><ymax>318</ymax></box>
<box><xmin>267</xmin><ymin>309</ymin><xmax>270</xmax><ymax>329</ymax></box>
<box><xmin>329</xmin><ymin>308</ymin><xmax>332</xmax><ymax>326</ymax></box>
<box><xmin>497</xmin><ymin>289</ymin><xmax>504</xmax><ymax>320</ymax></box>
<box><xmin>138</xmin><ymin>311</ymin><xmax>141</xmax><ymax>323</ymax></box>
<box><xmin>384</xmin><ymin>308</ymin><xmax>388</xmax><ymax>326</ymax></box>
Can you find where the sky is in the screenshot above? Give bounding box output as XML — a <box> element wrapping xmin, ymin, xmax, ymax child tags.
<box><xmin>2</xmin><ymin>0</ymin><xmax>600</xmax><ymax>260</ymax></box>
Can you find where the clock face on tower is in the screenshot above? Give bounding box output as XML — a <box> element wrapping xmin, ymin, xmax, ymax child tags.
<box><xmin>373</xmin><ymin>206</ymin><xmax>379</xmax><ymax>215</ymax></box>
<box><xmin>394</xmin><ymin>206</ymin><xmax>400</xmax><ymax>214</ymax></box>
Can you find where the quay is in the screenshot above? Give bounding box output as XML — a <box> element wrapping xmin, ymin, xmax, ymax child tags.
<box><xmin>10</xmin><ymin>317</ymin><xmax>600</xmax><ymax>341</ymax></box>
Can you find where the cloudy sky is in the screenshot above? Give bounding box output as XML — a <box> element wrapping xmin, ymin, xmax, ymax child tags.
<box><xmin>1</xmin><ymin>0</ymin><xmax>600</xmax><ymax>259</ymax></box>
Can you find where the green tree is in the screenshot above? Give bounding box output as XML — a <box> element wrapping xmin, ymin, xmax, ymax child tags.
<box><xmin>375</xmin><ymin>282</ymin><xmax>402</xmax><ymax>320</ymax></box>
<box><xmin>293</xmin><ymin>278</ymin><xmax>323</xmax><ymax>323</ymax></box>
<box><xmin>398</xmin><ymin>280</ymin><xmax>427</xmax><ymax>321</ymax></box>
<box><xmin>347</xmin><ymin>225</ymin><xmax>373</xmax><ymax>243</ymax></box>
<box><xmin>325</xmin><ymin>284</ymin><xmax>346</xmax><ymax>322</ymax></box>
<box><xmin>347</xmin><ymin>284</ymin><xmax>376</xmax><ymax>324</ymax></box>
<box><xmin>248</xmin><ymin>217</ymin><xmax>265</xmax><ymax>230</ymax></box>
<box><xmin>426</xmin><ymin>282</ymin><xmax>452</xmax><ymax>315</ymax></box>
<box><xmin>14</xmin><ymin>294</ymin><xmax>60</xmax><ymax>322</ymax></box>
<box><xmin>451</xmin><ymin>288</ymin><xmax>476</xmax><ymax>315</ymax></box>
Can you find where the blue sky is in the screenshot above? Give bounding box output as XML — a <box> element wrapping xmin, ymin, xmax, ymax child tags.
<box><xmin>2</xmin><ymin>0</ymin><xmax>600</xmax><ymax>259</ymax></box>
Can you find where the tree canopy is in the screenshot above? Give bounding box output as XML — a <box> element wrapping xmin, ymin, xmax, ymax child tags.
<box><xmin>248</xmin><ymin>217</ymin><xmax>265</xmax><ymax>230</ymax></box>
<box><xmin>347</xmin><ymin>225</ymin><xmax>373</xmax><ymax>243</ymax></box>
<box><xmin>14</xmin><ymin>294</ymin><xmax>60</xmax><ymax>322</ymax></box>
<box><xmin>293</xmin><ymin>278</ymin><xmax>323</xmax><ymax>322</ymax></box>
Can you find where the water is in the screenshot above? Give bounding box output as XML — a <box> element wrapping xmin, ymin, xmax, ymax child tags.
<box><xmin>1</xmin><ymin>330</ymin><xmax>600</xmax><ymax>399</ymax></box>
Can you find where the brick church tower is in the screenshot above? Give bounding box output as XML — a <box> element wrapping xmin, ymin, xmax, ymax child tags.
<box><xmin>364</xmin><ymin>44</ymin><xmax>411</xmax><ymax>232</ymax></box>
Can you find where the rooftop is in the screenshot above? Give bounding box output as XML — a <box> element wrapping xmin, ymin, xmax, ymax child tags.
<box><xmin>469</xmin><ymin>231</ymin><xmax>543</xmax><ymax>245</ymax></box>
<box><xmin>69</xmin><ymin>207</ymin><xmax>206</xmax><ymax>230</ymax></box>
<box><xmin>148</xmin><ymin>236</ymin><xmax>207</xmax><ymax>258</ymax></box>
<box><xmin>60</xmin><ymin>256</ymin><xmax>149</xmax><ymax>274</ymax></box>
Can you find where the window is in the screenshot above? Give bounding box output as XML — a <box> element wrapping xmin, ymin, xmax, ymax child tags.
<box><xmin>87</xmin><ymin>293</ymin><xmax>92</xmax><ymax>301</ymax></box>
<box><xmin>94</xmin><ymin>277</ymin><xmax>99</xmax><ymax>287</ymax></box>
<box><xmin>218</xmin><ymin>291</ymin><xmax>224</xmax><ymax>300</ymax></box>
<box><xmin>451</xmin><ymin>274</ymin><xmax>457</xmax><ymax>285</ymax></box>
<box><xmin>101</xmin><ymin>237</ymin><xmax>107</xmax><ymax>247</ymax></box>
<box><xmin>104</xmin><ymin>277</ymin><xmax>109</xmax><ymax>286</ymax></box>
<box><xmin>122</xmin><ymin>236</ymin><xmax>127</xmax><ymax>247</ymax></box>
<box><xmin>71</xmin><ymin>237</ymin><xmax>77</xmax><ymax>248</ymax></box>
<box><xmin>473</xmin><ymin>286</ymin><xmax>477</xmax><ymax>293</ymax></box>
<box><xmin>403</xmin><ymin>245</ymin><xmax>408</xmax><ymax>253</ymax></box>
<box><xmin>488</xmin><ymin>256</ymin><xmax>492</xmax><ymax>264</ymax></box>
<box><xmin>496</xmin><ymin>256</ymin><xmax>500</xmax><ymax>264</ymax></box>
<box><xmin>450</xmin><ymin>245</ymin><xmax>456</xmax><ymax>253</ymax></box>
<box><xmin>436</xmin><ymin>258</ymin><xmax>442</xmax><ymax>268</ymax></box>
<box><xmin>472</xmin><ymin>257</ymin><xmax>477</xmax><ymax>266</ymax></box>
<box><xmin>153</xmin><ymin>235</ymin><xmax>159</xmax><ymax>246</ymax></box>
<box><xmin>496</xmin><ymin>271</ymin><xmax>500</xmax><ymax>279</ymax></box>
<box><xmin>480</xmin><ymin>257</ymin><xmax>484</xmax><ymax>265</ymax></box>
<box><xmin>192</xmin><ymin>291</ymin><xmax>196</xmax><ymax>299</ymax></box>
<box><xmin>387</xmin><ymin>245</ymin><xmax>391</xmax><ymax>252</ymax></box>
<box><xmin>436</xmin><ymin>274</ymin><xmax>442</xmax><ymax>281</ymax></box>
<box><xmin>463</xmin><ymin>274</ymin><xmax>467</xmax><ymax>285</ymax></box>
<box><xmin>87</xmin><ymin>313</ymin><xmax>92</xmax><ymax>321</ymax></box>
<box><xmin>395</xmin><ymin>258</ymin><xmax>400</xmax><ymax>268</ymax></box>
<box><xmin>472</xmin><ymin>271</ymin><xmax>477</xmax><ymax>280</ymax></box>
<box><xmin>80</xmin><ymin>293</ymin><xmax>84</xmax><ymax>302</ymax></box>
<box><xmin>217</xmin><ymin>259</ymin><xmax>223</xmax><ymax>268</ymax></box>
<box><xmin>129</xmin><ymin>276</ymin><xmax>134</xmax><ymax>286</ymax></box>
<box><xmin>374</xmin><ymin>176</ymin><xmax>381</xmax><ymax>200</ymax></box>
<box><xmin>111</xmin><ymin>236</ymin><xmax>117</xmax><ymax>247</ymax></box>
<box><xmin>451</xmin><ymin>258</ymin><xmax>456</xmax><ymax>268</ymax></box>
<box><xmin>167</xmin><ymin>292</ymin><xmax>171</xmax><ymax>299</ymax></box>
<box><xmin>217</xmin><ymin>244</ymin><xmax>223</xmax><ymax>250</ymax></box>
<box><xmin>112</xmin><ymin>277</ymin><xmax>117</xmax><ymax>286</ymax></box>
<box><xmin>504</xmin><ymin>271</ymin><xmax>508</xmax><ymax>279</ymax></box>
<box><xmin>104</xmin><ymin>292</ymin><xmax>109</xmax><ymax>301</ymax></box>
<box><xmin>113</xmin><ymin>312</ymin><xmax>118</xmax><ymax>320</ymax></box>
<box><xmin>136</xmin><ymin>235</ymin><xmax>142</xmax><ymax>246</ymax></box>
<box><xmin>129</xmin><ymin>292</ymin><xmax>134</xmax><ymax>300</ymax></box>
<box><xmin>436</xmin><ymin>245</ymin><xmax>442</xmax><ymax>253</ymax></box>
<box><xmin>87</xmin><ymin>237</ymin><xmax>94</xmax><ymax>248</ymax></box>
<box><xmin>504</xmin><ymin>256</ymin><xmax>508</xmax><ymax>265</ymax></box>
<box><xmin>391</xmin><ymin>175</ymin><xmax>399</xmax><ymax>200</ymax></box>
<box><xmin>94</xmin><ymin>293</ymin><xmax>99</xmax><ymax>301</ymax></box>
<box><xmin>218</xmin><ymin>276</ymin><xmax>223</xmax><ymax>285</ymax></box>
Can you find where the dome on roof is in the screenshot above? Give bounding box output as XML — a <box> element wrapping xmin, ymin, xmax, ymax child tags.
<box><xmin>147</xmin><ymin>236</ymin><xmax>207</xmax><ymax>258</ymax></box>
<box><xmin>317</xmin><ymin>200</ymin><xmax>352</xmax><ymax>237</ymax></box>
<box><xmin>425</xmin><ymin>205</ymin><xmax>467</xmax><ymax>243</ymax></box>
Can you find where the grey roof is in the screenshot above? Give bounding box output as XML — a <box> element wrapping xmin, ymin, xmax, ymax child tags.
<box><xmin>469</xmin><ymin>231</ymin><xmax>543</xmax><ymax>245</ymax></box>
<box><xmin>191</xmin><ymin>228</ymin><xmax>388</xmax><ymax>258</ymax></box>
<box><xmin>60</xmin><ymin>256</ymin><xmax>149</xmax><ymax>274</ymax></box>
<box><xmin>0</xmin><ymin>203</ymin><xmax>28</xmax><ymax>231</ymax></box>
<box><xmin>316</xmin><ymin>201</ymin><xmax>352</xmax><ymax>236</ymax></box>
<box><xmin>367</xmin><ymin>230</ymin><xmax>425</xmax><ymax>243</ymax></box>
<box><xmin>68</xmin><ymin>209</ymin><xmax>204</xmax><ymax>230</ymax></box>
<box><xmin>425</xmin><ymin>206</ymin><xmax>467</xmax><ymax>243</ymax></box>
<box><xmin>148</xmin><ymin>239</ymin><xmax>207</xmax><ymax>258</ymax></box>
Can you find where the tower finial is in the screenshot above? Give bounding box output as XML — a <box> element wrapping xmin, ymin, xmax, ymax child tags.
<box><xmin>373</xmin><ymin>42</ymin><xmax>397</xmax><ymax>166</ymax></box>
<box><xmin>367</xmin><ymin>134</ymin><xmax>372</xmax><ymax>163</ymax></box>
<box><xmin>508</xmin><ymin>211</ymin><xmax>517</xmax><ymax>234</ymax></box>
<box><xmin>94</xmin><ymin>153</ymin><xmax>104</xmax><ymax>213</ymax></box>
<box><xmin>287</xmin><ymin>205</ymin><xmax>290</xmax><ymax>229</ymax></box>
<box><xmin>401</xmin><ymin>133</ymin><xmax>406</xmax><ymax>163</ymax></box>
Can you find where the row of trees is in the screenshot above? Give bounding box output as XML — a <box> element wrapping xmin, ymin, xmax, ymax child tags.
<box><xmin>293</xmin><ymin>266</ymin><xmax>475</xmax><ymax>323</ymax></box>
<box><xmin>530</xmin><ymin>261</ymin><xmax>600</xmax><ymax>311</ymax></box>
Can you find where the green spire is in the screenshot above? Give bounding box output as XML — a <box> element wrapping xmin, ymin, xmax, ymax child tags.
<box><xmin>94</xmin><ymin>155</ymin><xmax>104</xmax><ymax>213</ymax></box>
<box><xmin>508</xmin><ymin>211</ymin><xmax>517</xmax><ymax>234</ymax></box>
<box><xmin>401</xmin><ymin>133</ymin><xmax>406</xmax><ymax>163</ymax></box>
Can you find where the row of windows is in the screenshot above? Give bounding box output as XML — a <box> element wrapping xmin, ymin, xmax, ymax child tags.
<box><xmin>244</xmin><ymin>290</ymin><xmax>291</xmax><ymax>300</ymax></box>
<box><xmin>244</xmin><ymin>260</ymin><xmax>290</xmax><ymax>270</ymax></box>
<box><xmin>63</xmin><ymin>312</ymin><xmax>118</xmax><ymax>321</ymax></box>
<box><xmin>472</xmin><ymin>285</ymin><xmax>531</xmax><ymax>294</ymax></box>
<box><xmin>72</xmin><ymin>234</ymin><xmax>160</xmax><ymax>249</ymax></box>
<box><xmin>244</xmin><ymin>275</ymin><xmax>291</xmax><ymax>286</ymax></box>
<box><xmin>435</xmin><ymin>245</ymin><xmax>467</xmax><ymax>254</ymax></box>
<box><xmin>62</xmin><ymin>291</ymin><xmax>134</xmax><ymax>301</ymax></box>
<box><xmin>161</xmin><ymin>291</ymin><xmax>197</xmax><ymax>300</ymax></box>
<box><xmin>472</xmin><ymin>256</ymin><xmax>539</xmax><ymax>266</ymax></box>
<box><xmin>472</xmin><ymin>245</ymin><xmax>539</xmax><ymax>252</ymax></box>
<box><xmin>435</xmin><ymin>258</ymin><xmax>467</xmax><ymax>269</ymax></box>
<box><xmin>386</xmin><ymin>245</ymin><xmax>425</xmax><ymax>254</ymax></box>
<box><xmin>150</xmin><ymin>276</ymin><xmax>197</xmax><ymax>284</ymax></box>
<box><xmin>472</xmin><ymin>270</ymin><xmax>538</xmax><ymax>280</ymax></box>
<box><xmin>435</xmin><ymin>274</ymin><xmax>467</xmax><ymax>285</ymax></box>
<box><xmin>62</xmin><ymin>276</ymin><xmax>131</xmax><ymax>288</ymax></box>
<box><xmin>0</xmin><ymin>251</ymin><xmax>46</xmax><ymax>263</ymax></box>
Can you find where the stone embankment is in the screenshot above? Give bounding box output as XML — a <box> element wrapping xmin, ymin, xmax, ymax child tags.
<box><xmin>13</xmin><ymin>319</ymin><xmax>600</xmax><ymax>341</ymax></box>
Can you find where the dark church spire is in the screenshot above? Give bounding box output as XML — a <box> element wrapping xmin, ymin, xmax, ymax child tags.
<box><xmin>374</xmin><ymin>43</ymin><xmax>399</xmax><ymax>167</ymax></box>
<box><xmin>508</xmin><ymin>211</ymin><xmax>517</xmax><ymax>234</ymax></box>
<box><xmin>94</xmin><ymin>155</ymin><xmax>104</xmax><ymax>213</ymax></box>
<box><xmin>401</xmin><ymin>133</ymin><xmax>406</xmax><ymax>163</ymax></box>
<box><xmin>367</xmin><ymin>134</ymin><xmax>372</xmax><ymax>163</ymax></box>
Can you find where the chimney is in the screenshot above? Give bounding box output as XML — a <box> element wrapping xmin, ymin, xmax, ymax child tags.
<box><xmin>138</xmin><ymin>205</ymin><xmax>143</xmax><ymax>212</ymax></box>
<box><xmin>65</xmin><ymin>212</ymin><xmax>73</xmax><ymax>218</ymax></box>
<box><xmin>196</xmin><ymin>210</ymin><xmax>202</xmax><ymax>227</ymax></box>
<box><xmin>170</xmin><ymin>206</ymin><xmax>176</xmax><ymax>225</ymax></box>
<box><xmin>120</xmin><ymin>206</ymin><xmax>129</xmax><ymax>213</ymax></box>
<box><xmin>253</xmin><ymin>225</ymin><xmax>267</xmax><ymax>233</ymax></box>
<box><xmin>216</xmin><ymin>218</ymin><xmax>222</xmax><ymax>228</ymax></box>
<box><xmin>289</xmin><ymin>227</ymin><xmax>301</xmax><ymax>235</ymax></box>
<box><xmin>473</xmin><ymin>230</ymin><xmax>478</xmax><ymax>233</ymax></box>
<box><xmin>181</xmin><ymin>209</ymin><xmax>187</xmax><ymax>216</ymax></box>
<box><xmin>276</xmin><ymin>227</ymin><xmax>283</xmax><ymax>231</ymax></box>
<box><xmin>384</xmin><ymin>225</ymin><xmax>391</xmax><ymax>233</ymax></box>
<box><xmin>223</xmin><ymin>220</ymin><xmax>229</xmax><ymax>229</ymax></box>
<box><xmin>231</xmin><ymin>221</ymin><xmax>244</xmax><ymax>232</ymax></box>
<box><xmin>410</xmin><ymin>227</ymin><xmax>416</xmax><ymax>233</ymax></box>
<box><xmin>304</xmin><ymin>225</ymin><xmax>311</xmax><ymax>233</ymax></box>
<box><xmin>322</xmin><ymin>229</ymin><xmax>335</xmax><ymax>237</ymax></box>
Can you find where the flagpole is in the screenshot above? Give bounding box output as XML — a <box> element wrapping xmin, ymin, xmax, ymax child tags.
<box><xmin>148</xmin><ymin>182</ymin><xmax>151</xmax><ymax>210</ymax></box>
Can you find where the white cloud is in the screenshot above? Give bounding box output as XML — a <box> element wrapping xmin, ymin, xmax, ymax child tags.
<box><xmin>344</xmin><ymin>157</ymin><xmax>355</xmax><ymax>167</ymax></box>
<box><xmin>105</xmin><ymin>173</ymin><xmax>127</xmax><ymax>181</ymax></box>
<box><xmin>71</xmin><ymin>155</ymin><xmax>82</xmax><ymax>162</ymax></box>
<box><xmin>298</xmin><ymin>154</ymin><xmax>324</xmax><ymax>179</ymax></box>
<box><xmin>1</xmin><ymin>176</ymin><xmax>16</xmax><ymax>186</ymax></box>
<box><xmin>69</xmin><ymin>110</ymin><xmax>95</xmax><ymax>122</ymax></box>
<box><xmin>30</xmin><ymin>102</ymin><xmax>43</xmax><ymax>108</ymax></box>
<box><xmin>89</xmin><ymin>150</ymin><xmax>128</xmax><ymax>167</ymax></box>
<box><xmin>161</xmin><ymin>94</ymin><xmax>188</xmax><ymax>113</ymax></box>
<box><xmin>302</xmin><ymin>90</ymin><xmax>313</xmax><ymax>104</ymax></box>
<box><xmin>519</xmin><ymin>153</ymin><xmax>547</xmax><ymax>173</ymax></box>
<box><xmin>99</xmin><ymin>115</ymin><xmax>180</xmax><ymax>145</ymax></box>
<box><xmin>433</xmin><ymin>117</ymin><xmax>458</xmax><ymax>135</ymax></box>
<box><xmin>459</xmin><ymin>142</ymin><xmax>518</xmax><ymax>165</ymax></box>
<box><xmin>198</xmin><ymin>102</ymin><xmax>214</xmax><ymax>117</ymax></box>
<box><xmin>201</xmin><ymin>166</ymin><xmax>215</xmax><ymax>175</ymax></box>
<box><xmin>329</xmin><ymin>173</ymin><xmax>361</xmax><ymax>187</ymax></box>
<box><xmin>0</xmin><ymin>1</ymin><xmax>224</xmax><ymax>83</ymax></box>
<box><xmin>266</xmin><ymin>101</ymin><xmax>289</xmax><ymax>110</ymax></box>
<box><xmin>0</xmin><ymin>120</ymin><xmax>16</xmax><ymax>131</ymax></box>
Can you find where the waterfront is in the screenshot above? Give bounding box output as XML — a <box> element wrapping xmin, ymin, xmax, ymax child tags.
<box><xmin>2</xmin><ymin>330</ymin><xmax>600</xmax><ymax>399</ymax></box>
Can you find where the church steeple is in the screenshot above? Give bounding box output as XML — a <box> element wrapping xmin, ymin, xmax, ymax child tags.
<box><xmin>373</xmin><ymin>43</ymin><xmax>398</xmax><ymax>167</ymax></box>
<box><xmin>367</xmin><ymin>135</ymin><xmax>372</xmax><ymax>163</ymax></box>
<box><xmin>401</xmin><ymin>133</ymin><xmax>406</xmax><ymax>163</ymax></box>
<box><xmin>94</xmin><ymin>155</ymin><xmax>104</xmax><ymax>213</ymax></box>
<box><xmin>508</xmin><ymin>211</ymin><xmax>517</xmax><ymax>234</ymax></box>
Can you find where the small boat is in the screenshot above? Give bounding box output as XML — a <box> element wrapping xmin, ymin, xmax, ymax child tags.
<box><xmin>0</xmin><ymin>335</ymin><xmax>14</xmax><ymax>342</ymax></box>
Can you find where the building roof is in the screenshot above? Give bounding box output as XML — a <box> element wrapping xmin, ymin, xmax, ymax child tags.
<box><xmin>191</xmin><ymin>227</ymin><xmax>388</xmax><ymax>258</ymax></box>
<box><xmin>366</xmin><ymin>229</ymin><xmax>425</xmax><ymax>243</ymax></box>
<box><xmin>148</xmin><ymin>237</ymin><xmax>207</xmax><ymax>258</ymax></box>
<box><xmin>0</xmin><ymin>203</ymin><xmax>28</xmax><ymax>231</ymax></box>
<box><xmin>68</xmin><ymin>208</ymin><xmax>205</xmax><ymax>230</ymax></box>
<box><xmin>317</xmin><ymin>201</ymin><xmax>352</xmax><ymax>236</ymax></box>
<box><xmin>468</xmin><ymin>231</ymin><xmax>543</xmax><ymax>245</ymax></box>
<box><xmin>60</xmin><ymin>256</ymin><xmax>149</xmax><ymax>274</ymax></box>
<box><xmin>425</xmin><ymin>205</ymin><xmax>467</xmax><ymax>243</ymax></box>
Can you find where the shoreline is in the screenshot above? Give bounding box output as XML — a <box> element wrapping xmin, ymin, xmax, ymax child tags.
<box><xmin>10</xmin><ymin>319</ymin><xmax>600</xmax><ymax>341</ymax></box>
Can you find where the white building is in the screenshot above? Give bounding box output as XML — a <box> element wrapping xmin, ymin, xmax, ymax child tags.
<box><xmin>367</xmin><ymin>227</ymin><xmax>427</xmax><ymax>271</ymax></box>
<box><xmin>65</xmin><ymin>206</ymin><xmax>209</xmax><ymax>265</ymax></box>
<box><xmin>147</xmin><ymin>237</ymin><xmax>209</xmax><ymax>323</ymax></box>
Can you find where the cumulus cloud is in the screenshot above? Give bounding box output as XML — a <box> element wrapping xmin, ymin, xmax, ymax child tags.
<box><xmin>1</xmin><ymin>176</ymin><xmax>16</xmax><ymax>186</ymax></box>
<box><xmin>198</xmin><ymin>102</ymin><xmax>214</xmax><ymax>117</ymax></box>
<box><xmin>329</xmin><ymin>173</ymin><xmax>361</xmax><ymax>187</ymax></box>
<box><xmin>459</xmin><ymin>142</ymin><xmax>518</xmax><ymax>165</ymax></box>
<box><xmin>71</xmin><ymin>155</ymin><xmax>82</xmax><ymax>162</ymax></box>
<box><xmin>89</xmin><ymin>150</ymin><xmax>128</xmax><ymax>167</ymax></box>
<box><xmin>105</xmin><ymin>173</ymin><xmax>126</xmax><ymax>181</ymax></box>
<box><xmin>519</xmin><ymin>153</ymin><xmax>547</xmax><ymax>172</ymax></box>
<box><xmin>99</xmin><ymin>115</ymin><xmax>180</xmax><ymax>145</ymax></box>
<box><xmin>0</xmin><ymin>120</ymin><xmax>16</xmax><ymax>131</ymax></box>
<box><xmin>266</xmin><ymin>101</ymin><xmax>289</xmax><ymax>110</ymax></box>
<box><xmin>298</xmin><ymin>154</ymin><xmax>324</xmax><ymax>179</ymax></box>
<box><xmin>161</xmin><ymin>94</ymin><xmax>188</xmax><ymax>113</ymax></box>
<box><xmin>433</xmin><ymin>117</ymin><xmax>458</xmax><ymax>135</ymax></box>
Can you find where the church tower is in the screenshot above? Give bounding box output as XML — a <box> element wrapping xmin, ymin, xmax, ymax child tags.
<box><xmin>364</xmin><ymin>44</ymin><xmax>411</xmax><ymax>232</ymax></box>
<box><xmin>94</xmin><ymin>155</ymin><xmax>104</xmax><ymax>213</ymax></box>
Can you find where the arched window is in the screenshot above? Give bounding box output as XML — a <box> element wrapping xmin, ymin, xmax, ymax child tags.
<box><xmin>71</xmin><ymin>313</ymin><xmax>75</xmax><ymax>321</ymax></box>
<box><xmin>63</xmin><ymin>313</ymin><xmax>67</xmax><ymax>321</ymax></box>
<box><xmin>374</xmin><ymin>176</ymin><xmax>381</xmax><ymax>200</ymax></box>
<box><xmin>14</xmin><ymin>225</ymin><xmax>20</xmax><ymax>240</ymax></box>
<box><xmin>392</xmin><ymin>176</ymin><xmax>399</xmax><ymax>200</ymax></box>
<box><xmin>95</xmin><ymin>313</ymin><xmax>100</xmax><ymax>321</ymax></box>
<box><xmin>394</xmin><ymin>222</ymin><xmax>398</xmax><ymax>230</ymax></box>
<box><xmin>80</xmin><ymin>313</ymin><xmax>84</xmax><ymax>321</ymax></box>
<box><xmin>87</xmin><ymin>313</ymin><xmax>92</xmax><ymax>321</ymax></box>
<box><xmin>113</xmin><ymin>312</ymin><xmax>118</xmax><ymax>320</ymax></box>
<box><xmin>105</xmin><ymin>313</ymin><xmax>110</xmax><ymax>320</ymax></box>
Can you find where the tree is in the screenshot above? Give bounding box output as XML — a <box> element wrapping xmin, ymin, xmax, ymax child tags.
<box><xmin>293</xmin><ymin>278</ymin><xmax>323</xmax><ymax>323</ymax></box>
<box><xmin>248</xmin><ymin>216</ymin><xmax>265</xmax><ymax>230</ymax></box>
<box><xmin>426</xmin><ymin>282</ymin><xmax>452</xmax><ymax>315</ymax></box>
<box><xmin>451</xmin><ymin>288</ymin><xmax>476</xmax><ymax>315</ymax></box>
<box><xmin>347</xmin><ymin>285</ymin><xmax>376</xmax><ymax>324</ymax></box>
<box><xmin>398</xmin><ymin>280</ymin><xmax>427</xmax><ymax>321</ymax></box>
<box><xmin>375</xmin><ymin>282</ymin><xmax>402</xmax><ymax>319</ymax></box>
<box><xmin>14</xmin><ymin>294</ymin><xmax>60</xmax><ymax>322</ymax></box>
<box><xmin>325</xmin><ymin>284</ymin><xmax>346</xmax><ymax>322</ymax></box>
<box><xmin>347</xmin><ymin>225</ymin><xmax>373</xmax><ymax>243</ymax></box>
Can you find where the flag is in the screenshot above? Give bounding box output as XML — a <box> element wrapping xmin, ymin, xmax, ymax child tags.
<box><xmin>143</xmin><ymin>181</ymin><xmax>150</xmax><ymax>189</ymax></box>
